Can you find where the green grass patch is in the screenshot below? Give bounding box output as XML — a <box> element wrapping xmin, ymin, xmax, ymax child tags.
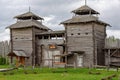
<box><xmin>0</xmin><ymin>65</ymin><xmax>119</xmax><ymax>80</ymax></box>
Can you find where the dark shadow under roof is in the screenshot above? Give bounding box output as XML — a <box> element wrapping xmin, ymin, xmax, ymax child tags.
<box><xmin>36</xmin><ymin>30</ymin><xmax>65</xmax><ymax>35</ymax></box>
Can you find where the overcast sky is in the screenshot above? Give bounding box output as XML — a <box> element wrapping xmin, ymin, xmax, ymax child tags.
<box><xmin>0</xmin><ymin>0</ymin><xmax>120</xmax><ymax>41</ymax></box>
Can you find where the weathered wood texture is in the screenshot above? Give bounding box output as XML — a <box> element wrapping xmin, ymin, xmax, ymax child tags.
<box><xmin>94</xmin><ymin>23</ymin><xmax>106</xmax><ymax>65</ymax></box>
<box><xmin>65</xmin><ymin>23</ymin><xmax>94</xmax><ymax>67</ymax></box>
<box><xmin>11</xmin><ymin>28</ymin><xmax>33</xmax><ymax>65</ymax></box>
<box><xmin>104</xmin><ymin>37</ymin><xmax>120</xmax><ymax>66</ymax></box>
<box><xmin>65</xmin><ymin>22</ymin><xmax>106</xmax><ymax>67</ymax></box>
<box><xmin>36</xmin><ymin>34</ymin><xmax>65</xmax><ymax>67</ymax></box>
<box><xmin>35</xmin><ymin>32</ymin><xmax>65</xmax><ymax>66</ymax></box>
<box><xmin>36</xmin><ymin>44</ymin><xmax>64</xmax><ymax>67</ymax></box>
<box><xmin>38</xmin><ymin>39</ymin><xmax>64</xmax><ymax>45</ymax></box>
<box><xmin>105</xmin><ymin>37</ymin><xmax>120</xmax><ymax>48</ymax></box>
<box><xmin>104</xmin><ymin>49</ymin><xmax>120</xmax><ymax>66</ymax></box>
<box><xmin>12</xmin><ymin>28</ymin><xmax>33</xmax><ymax>54</ymax></box>
<box><xmin>0</xmin><ymin>41</ymin><xmax>10</xmax><ymax>57</ymax></box>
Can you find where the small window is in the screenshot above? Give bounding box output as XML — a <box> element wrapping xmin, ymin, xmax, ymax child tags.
<box><xmin>38</xmin><ymin>36</ymin><xmax>42</xmax><ymax>39</ymax></box>
<box><xmin>44</xmin><ymin>36</ymin><xmax>49</xmax><ymax>39</ymax></box>
<box><xmin>71</xmin><ymin>33</ymin><xmax>74</xmax><ymax>35</ymax></box>
<box><xmin>85</xmin><ymin>33</ymin><xmax>88</xmax><ymax>35</ymax></box>
<box><xmin>78</xmin><ymin>33</ymin><xmax>80</xmax><ymax>35</ymax></box>
<box><xmin>49</xmin><ymin>44</ymin><xmax>56</xmax><ymax>49</ymax></box>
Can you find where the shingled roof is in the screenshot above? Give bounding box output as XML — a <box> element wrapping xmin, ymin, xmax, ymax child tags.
<box><xmin>61</xmin><ymin>15</ymin><xmax>110</xmax><ymax>26</ymax></box>
<box><xmin>72</xmin><ymin>5</ymin><xmax>99</xmax><ymax>15</ymax></box>
<box><xmin>14</xmin><ymin>12</ymin><xmax>44</xmax><ymax>20</ymax></box>
<box><xmin>8</xmin><ymin>50</ymin><xmax>28</xmax><ymax>57</ymax></box>
<box><xmin>7</xmin><ymin>20</ymin><xmax>50</xmax><ymax>30</ymax></box>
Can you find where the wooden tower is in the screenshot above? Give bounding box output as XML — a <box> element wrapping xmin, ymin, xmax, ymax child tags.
<box><xmin>61</xmin><ymin>5</ymin><xmax>109</xmax><ymax>67</ymax></box>
<box><xmin>7</xmin><ymin>11</ymin><xmax>50</xmax><ymax>66</ymax></box>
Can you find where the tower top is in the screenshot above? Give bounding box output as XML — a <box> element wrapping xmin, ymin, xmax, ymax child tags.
<box><xmin>14</xmin><ymin>12</ymin><xmax>44</xmax><ymax>20</ymax></box>
<box><xmin>72</xmin><ymin>5</ymin><xmax>99</xmax><ymax>15</ymax></box>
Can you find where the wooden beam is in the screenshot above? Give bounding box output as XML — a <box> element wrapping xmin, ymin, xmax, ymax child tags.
<box><xmin>92</xmin><ymin>23</ymin><xmax>96</xmax><ymax>66</ymax></box>
<box><xmin>111</xmin><ymin>49</ymin><xmax>118</xmax><ymax>56</ymax></box>
<box><xmin>74</xmin><ymin>53</ymin><xmax>77</xmax><ymax>68</ymax></box>
<box><xmin>64</xmin><ymin>24</ymin><xmax>68</xmax><ymax>68</ymax></box>
<box><xmin>10</xmin><ymin>29</ymin><xmax>13</xmax><ymax>64</ymax></box>
<box><xmin>108</xmin><ymin>49</ymin><xmax>111</xmax><ymax>68</ymax></box>
<box><xmin>32</xmin><ymin>27</ymin><xmax>35</xmax><ymax>67</ymax></box>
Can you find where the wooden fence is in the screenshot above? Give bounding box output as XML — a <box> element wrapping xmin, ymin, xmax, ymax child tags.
<box><xmin>0</xmin><ymin>41</ymin><xmax>10</xmax><ymax>57</ymax></box>
<box><xmin>105</xmin><ymin>37</ymin><xmax>120</xmax><ymax>48</ymax></box>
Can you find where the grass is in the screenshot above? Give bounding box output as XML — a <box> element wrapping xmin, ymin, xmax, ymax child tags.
<box><xmin>0</xmin><ymin>65</ymin><xmax>119</xmax><ymax>80</ymax></box>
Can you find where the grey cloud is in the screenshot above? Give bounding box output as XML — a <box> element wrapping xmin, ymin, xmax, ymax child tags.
<box><xmin>99</xmin><ymin>1</ymin><xmax>120</xmax><ymax>30</ymax></box>
<box><xmin>0</xmin><ymin>0</ymin><xmax>120</xmax><ymax>31</ymax></box>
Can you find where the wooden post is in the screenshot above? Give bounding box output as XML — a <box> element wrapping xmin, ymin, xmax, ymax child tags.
<box><xmin>32</xmin><ymin>27</ymin><xmax>35</xmax><ymax>68</ymax></box>
<box><xmin>51</xmin><ymin>50</ymin><xmax>54</xmax><ymax>68</ymax></box>
<box><xmin>52</xmin><ymin>56</ymin><xmax>55</xmax><ymax>68</ymax></box>
<box><xmin>55</xmin><ymin>35</ymin><xmax>57</xmax><ymax>39</ymax></box>
<box><xmin>107</xmin><ymin>49</ymin><xmax>111</xmax><ymax>71</ymax></box>
<box><xmin>40</xmin><ymin>45</ymin><xmax>43</xmax><ymax>67</ymax></box>
<box><xmin>108</xmin><ymin>49</ymin><xmax>111</xmax><ymax>66</ymax></box>
<box><xmin>116</xmin><ymin>67</ymin><xmax>118</xmax><ymax>72</ymax></box>
<box><xmin>65</xmin><ymin>56</ymin><xmax>67</xmax><ymax>68</ymax></box>
<box><xmin>74</xmin><ymin>53</ymin><xmax>77</xmax><ymax>68</ymax></box>
<box><xmin>10</xmin><ymin>29</ymin><xmax>13</xmax><ymax>64</ymax></box>
<box><xmin>16</xmin><ymin>56</ymin><xmax>19</xmax><ymax>67</ymax></box>
<box><xmin>92</xmin><ymin>23</ymin><xmax>96</xmax><ymax>66</ymax></box>
<box><xmin>64</xmin><ymin>24</ymin><xmax>68</xmax><ymax>67</ymax></box>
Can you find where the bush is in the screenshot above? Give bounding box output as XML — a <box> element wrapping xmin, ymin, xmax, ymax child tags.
<box><xmin>0</xmin><ymin>56</ymin><xmax>6</xmax><ymax>65</ymax></box>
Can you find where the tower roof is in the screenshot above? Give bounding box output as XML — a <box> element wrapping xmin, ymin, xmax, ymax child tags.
<box><xmin>72</xmin><ymin>5</ymin><xmax>99</xmax><ymax>15</ymax></box>
<box><xmin>6</xmin><ymin>20</ymin><xmax>50</xmax><ymax>30</ymax></box>
<box><xmin>61</xmin><ymin>15</ymin><xmax>110</xmax><ymax>26</ymax></box>
<box><xmin>14</xmin><ymin>12</ymin><xmax>44</xmax><ymax>20</ymax></box>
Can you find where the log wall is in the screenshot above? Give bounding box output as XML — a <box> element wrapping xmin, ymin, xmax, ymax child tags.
<box><xmin>65</xmin><ymin>23</ymin><xmax>94</xmax><ymax>67</ymax></box>
<box><xmin>36</xmin><ymin>36</ymin><xmax>65</xmax><ymax>67</ymax></box>
<box><xmin>94</xmin><ymin>23</ymin><xmax>106</xmax><ymax>65</ymax></box>
<box><xmin>65</xmin><ymin>22</ymin><xmax>106</xmax><ymax>67</ymax></box>
<box><xmin>11</xmin><ymin>28</ymin><xmax>33</xmax><ymax>65</ymax></box>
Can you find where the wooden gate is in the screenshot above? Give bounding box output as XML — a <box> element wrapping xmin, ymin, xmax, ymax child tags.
<box><xmin>77</xmin><ymin>55</ymin><xmax>83</xmax><ymax>67</ymax></box>
<box><xmin>42</xmin><ymin>49</ymin><xmax>61</xmax><ymax>67</ymax></box>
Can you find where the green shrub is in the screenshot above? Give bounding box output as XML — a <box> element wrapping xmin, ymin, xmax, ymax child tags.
<box><xmin>0</xmin><ymin>56</ymin><xmax>6</xmax><ymax>65</ymax></box>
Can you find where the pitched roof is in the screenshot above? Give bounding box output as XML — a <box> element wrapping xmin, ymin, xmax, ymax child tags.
<box><xmin>6</xmin><ymin>20</ymin><xmax>50</xmax><ymax>30</ymax></box>
<box><xmin>14</xmin><ymin>12</ymin><xmax>44</xmax><ymax>20</ymax></box>
<box><xmin>72</xmin><ymin>5</ymin><xmax>99</xmax><ymax>15</ymax></box>
<box><xmin>61</xmin><ymin>15</ymin><xmax>110</xmax><ymax>26</ymax></box>
<box><xmin>8</xmin><ymin>50</ymin><xmax>28</xmax><ymax>57</ymax></box>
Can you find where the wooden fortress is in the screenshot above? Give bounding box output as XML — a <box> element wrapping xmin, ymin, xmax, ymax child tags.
<box><xmin>7</xmin><ymin>4</ymin><xmax>110</xmax><ymax>68</ymax></box>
